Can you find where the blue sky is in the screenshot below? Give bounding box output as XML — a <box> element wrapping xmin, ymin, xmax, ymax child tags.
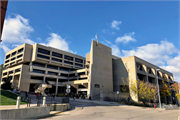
<box><xmin>0</xmin><ymin>1</ymin><xmax>179</xmax><ymax>81</ymax></box>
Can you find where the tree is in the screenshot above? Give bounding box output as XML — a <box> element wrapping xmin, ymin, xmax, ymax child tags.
<box><xmin>1</xmin><ymin>76</ymin><xmax>12</xmax><ymax>90</ymax></box>
<box><xmin>171</xmin><ymin>82</ymin><xmax>180</xmax><ymax>102</ymax></box>
<box><xmin>159</xmin><ymin>75</ymin><xmax>172</xmax><ymax>104</ymax></box>
<box><xmin>121</xmin><ymin>78</ymin><xmax>157</xmax><ymax>105</ymax></box>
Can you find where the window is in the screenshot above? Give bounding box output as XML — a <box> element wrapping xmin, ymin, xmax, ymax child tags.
<box><xmin>6</xmin><ymin>54</ymin><xmax>10</xmax><ymax>59</ymax></box>
<box><xmin>17</xmin><ymin>54</ymin><xmax>23</xmax><ymax>58</ymax></box>
<box><xmin>33</xmin><ymin>69</ymin><xmax>45</xmax><ymax>74</ymax></box>
<box><xmin>11</xmin><ymin>57</ymin><xmax>15</xmax><ymax>61</ymax></box>
<box><xmin>78</xmin><ymin>72</ymin><xmax>85</xmax><ymax>76</ymax></box>
<box><xmin>69</xmin><ymin>73</ymin><xmax>76</xmax><ymax>77</ymax></box>
<box><xmin>10</xmin><ymin>62</ymin><xmax>15</xmax><ymax>65</ymax></box>
<box><xmin>18</xmin><ymin>48</ymin><xmax>23</xmax><ymax>54</ymax></box>
<box><xmin>31</xmin><ymin>76</ymin><xmax>43</xmax><ymax>80</ymax></box>
<box><xmin>9</xmin><ymin>70</ymin><xmax>14</xmax><ymax>74</ymax></box>
<box><xmin>3</xmin><ymin>72</ymin><xmax>7</xmax><ymax>76</ymax></box>
<box><xmin>17</xmin><ymin>59</ymin><xmax>22</xmax><ymax>63</ymax></box>
<box><xmin>61</xmin><ymin>73</ymin><xmax>68</xmax><ymax>77</ymax></box>
<box><xmin>64</xmin><ymin>55</ymin><xmax>73</xmax><ymax>61</ymax></box>
<box><xmin>94</xmin><ymin>84</ymin><xmax>100</xmax><ymax>88</ymax></box>
<box><xmin>47</xmin><ymin>65</ymin><xmax>58</xmax><ymax>70</ymax></box>
<box><xmin>15</xmin><ymin>68</ymin><xmax>21</xmax><ymax>73</ymax></box>
<box><xmin>37</xmin><ymin>54</ymin><xmax>49</xmax><ymax>59</ymax></box>
<box><xmin>147</xmin><ymin>67</ymin><xmax>153</xmax><ymax>74</ymax></box>
<box><xmin>52</xmin><ymin>52</ymin><xmax>62</xmax><ymax>58</ymax></box>
<box><xmin>48</xmin><ymin>71</ymin><xmax>58</xmax><ymax>75</ymax></box>
<box><xmin>157</xmin><ymin>71</ymin><xmax>161</xmax><ymax>77</ymax></box>
<box><xmin>5</xmin><ymin>60</ymin><xmax>9</xmax><ymax>63</ymax></box>
<box><xmin>64</xmin><ymin>61</ymin><xmax>73</xmax><ymax>65</ymax></box>
<box><xmin>38</xmin><ymin>48</ymin><xmax>50</xmax><ymax>55</ymax></box>
<box><xmin>32</xmin><ymin>62</ymin><xmax>45</xmax><ymax>67</ymax></box>
<box><xmin>12</xmin><ymin>52</ymin><xmax>16</xmax><ymax>57</ymax></box>
<box><xmin>75</xmin><ymin>63</ymin><xmax>83</xmax><ymax>67</ymax></box>
<box><xmin>59</xmin><ymin>67</ymin><xmax>69</xmax><ymax>71</ymax></box>
<box><xmin>75</xmin><ymin>58</ymin><xmax>83</xmax><ymax>63</ymax></box>
<box><xmin>51</xmin><ymin>58</ymin><xmax>62</xmax><ymax>62</ymax></box>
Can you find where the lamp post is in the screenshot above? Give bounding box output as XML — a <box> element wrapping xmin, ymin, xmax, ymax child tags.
<box><xmin>156</xmin><ymin>69</ymin><xmax>161</xmax><ymax>108</ymax></box>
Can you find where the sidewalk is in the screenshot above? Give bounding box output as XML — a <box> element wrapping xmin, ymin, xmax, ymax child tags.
<box><xmin>0</xmin><ymin>103</ymin><xmax>38</xmax><ymax>110</ymax></box>
<box><xmin>69</xmin><ymin>98</ymin><xmax>127</xmax><ymax>106</ymax></box>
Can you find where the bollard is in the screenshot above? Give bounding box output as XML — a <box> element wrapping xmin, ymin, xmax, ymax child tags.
<box><xmin>43</xmin><ymin>97</ymin><xmax>46</xmax><ymax>107</ymax></box>
<box><xmin>16</xmin><ymin>96</ymin><xmax>21</xmax><ymax>109</ymax></box>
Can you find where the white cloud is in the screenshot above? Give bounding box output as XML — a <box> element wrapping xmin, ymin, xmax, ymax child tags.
<box><xmin>44</xmin><ymin>33</ymin><xmax>75</xmax><ymax>54</ymax></box>
<box><xmin>104</xmin><ymin>40</ymin><xmax>121</xmax><ymax>57</ymax></box>
<box><xmin>111</xmin><ymin>20</ymin><xmax>121</xmax><ymax>30</ymax></box>
<box><xmin>0</xmin><ymin>44</ymin><xmax>11</xmax><ymax>53</ymax></box>
<box><xmin>115</xmin><ymin>32</ymin><xmax>136</xmax><ymax>43</ymax></box>
<box><xmin>102</xmin><ymin>29</ymin><xmax>115</xmax><ymax>35</ymax></box>
<box><xmin>121</xmin><ymin>40</ymin><xmax>178</xmax><ymax>66</ymax></box>
<box><xmin>160</xmin><ymin>52</ymin><xmax>180</xmax><ymax>82</ymax></box>
<box><xmin>0</xmin><ymin>14</ymin><xmax>76</xmax><ymax>54</ymax></box>
<box><xmin>2</xmin><ymin>14</ymin><xmax>35</xmax><ymax>45</ymax></box>
<box><xmin>104</xmin><ymin>39</ymin><xmax>180</xmax><ymax>82</ymax></box>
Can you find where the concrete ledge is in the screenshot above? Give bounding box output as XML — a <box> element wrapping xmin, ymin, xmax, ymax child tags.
<box><xmin>50</xmin><ymin>103</ymin><xmax>71</xmax><ymax>111</ymax></box>
<box><xmin>0</xmin><ymin>104</ymin><xmax>71</xmax><ymax>119</ymax></box>
<box><xmin>0</xmin><ymin>106</ymin><xmax>50</xmax><ymax>119</ymax></box>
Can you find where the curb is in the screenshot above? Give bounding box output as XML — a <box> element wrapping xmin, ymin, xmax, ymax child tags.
<box><xmin>36</xmin><ymin>105</ymin><xmax>74</xmax><ymax>119</ymax></box>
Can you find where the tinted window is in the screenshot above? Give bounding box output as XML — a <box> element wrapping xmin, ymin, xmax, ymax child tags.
<box><xmin>64</xmin><ymin>55</ymin><xmax>73</xmax><ymax>61</ymax></box>
<box><xmin>5</xmin><ymin>60</ymin><xmax>9</xmax><ymax>63</ymax></box>
<box><xmin>47</xmin><ymin>65</ymin><xmax>58</xmax><ymax>70</ymax></box>
<box><xmin>32</xmin><ymin>62</ymin><xmax>45</xmax><ymax>67</ymax></box>
<box><xmin>59</xmin><ymin>67</ymin><xmax>69</xmax><ymax>71</ymax></box>
<box><xmin>52</xmin><ymin>58</ymin><xmax>62</xmax><ymax>62</ymax></box>
<box><xmin>37</xmin><ymin>54</ymin><xmax>49</xmax><ymax>59</ymax></box>
<box><xmin>11</xmin><ymin>57</ymin><xmax>15</xmax><ymax>61</ymax></box>
<box><xmin>38</xmin><ymin>48</ymin><xmax>50</xmax><ymax>55</ymax></box>
<box><xmin>52</xmin><ymin>52</ymin><xmax>62</xmax><ymax>58</ymax></box>
<box><xmin>48</xmin><ymin>71</ymin><xmax>58</xmax><ymax>75</ymax></box>
<box><xmin>33</xmin><ymin>69</ymin><xmax>45</xmax><ymax>74</ymax></box>
<box><xmin>64</xmin><ymin>61</ymin><xmax>73</xmax><ymax>65</ymax></box>
<box><xmin>12</xmin><ymin>52</ymin><xmax>16</xmax><ymax>57</ymax></box>
<box><xmin>18</xmin><ymin>48</ymin><xmax>24</xmax><ymax>54</ymax></box>
<box><xmin>75</xmin><ymin>58</ymin><xmax>83</xmax><ymax>63</ymax></box>
<box><xmin>75</xmin><ymin>63</ymin><xmax>83</xmax><ymax>67</ymax></box>
<box><xmin>17</xmin><ymin>54</ymin><xmax>23</xmax><ymax>58</ymax></box>
<box><xmin>6</xmin><ymin>54</ymin><xmax>10</xmax><ymax>59</ymax></box>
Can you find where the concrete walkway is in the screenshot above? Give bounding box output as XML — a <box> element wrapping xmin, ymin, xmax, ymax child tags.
<box><xmin>69</xmin><ymin>98</ymin><xmax>126</xmax><ymax>106</ymax></box>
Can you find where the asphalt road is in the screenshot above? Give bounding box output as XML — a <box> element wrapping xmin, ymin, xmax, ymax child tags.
<box><xmin>40</xmin><ymin>100</ymin><xmax>180</xmax><ymax>120</ymax></box>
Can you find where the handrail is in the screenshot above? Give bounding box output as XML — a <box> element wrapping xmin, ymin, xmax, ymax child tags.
<box><xmin>92</xmin><ymin>93</ymin><xmax>100</xmax><ymax>100</ymax></box>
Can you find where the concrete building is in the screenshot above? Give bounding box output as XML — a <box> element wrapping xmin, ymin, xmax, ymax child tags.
<box><xmin>1</xmin><ymin>40</ymin><xmax>177</xmax><ymax>104</ymax></box>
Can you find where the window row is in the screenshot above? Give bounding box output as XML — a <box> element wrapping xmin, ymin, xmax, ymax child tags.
<box><xmin>5</xmin><ymin>48</ymin><xmax>24</xmax><ymax>59</ymax></box>
<box><xmin>2</xmin><ymin>68</ymin><xmax>21</xmax><ymax>76</ymax></box>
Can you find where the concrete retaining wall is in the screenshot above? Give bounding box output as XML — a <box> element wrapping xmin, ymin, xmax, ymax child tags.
<box><xmin>50</xmin><ymin>103</ymin><xmax>71</xmax><ymax>111</ymax></box>
<box><xmin>1</xmin><ymin>106</ymin><xmax>50</xmax><ymax>119</ymax></box>
<box><xmin>100</xmin><ymin>91</ymin><xmax>129</xmax><ymax>101</ymax></box>
<box><xmin>0</xmin><ymin>103</ymin><xmax>71</xmax><ymax>119</ymax></box>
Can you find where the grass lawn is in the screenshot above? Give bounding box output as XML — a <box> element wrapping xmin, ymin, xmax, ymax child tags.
<box><xmin>1</xmin><ymin>90</ymin><xmax>27</xmax><ymax>105</ymax></box>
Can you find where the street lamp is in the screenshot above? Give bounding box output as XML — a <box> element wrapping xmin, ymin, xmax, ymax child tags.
<box><xmin>156</xmin><ymin>69</ymin><xmax>161</xmax><ymax>108</ymax></box>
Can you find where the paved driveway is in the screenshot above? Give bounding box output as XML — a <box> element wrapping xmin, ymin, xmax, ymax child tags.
<box><xmin>40</xmin><ymin>100</ymin><xmax>180</xmax><ymax>120</ymax></box>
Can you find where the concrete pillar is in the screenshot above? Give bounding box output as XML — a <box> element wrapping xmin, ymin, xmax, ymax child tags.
<box><xmin>62</xmin><ymin>54</ymin><xmax>64</xmax><ymax>66</ymax></box>
<box><xmin>43</xmin><ymin>97</ymin><xmax>46</xmax><ymax>106</ymax></box>
<box><xmin>43</xmin><ymin>77</ymin><xmax>46</xmax><ymax>83</ymax></box>
<box><xmin>100</xmin><ymin>91</ymin><xmax>103</xmax><ymax>101</ymax></box>
<box><xmin>16</xmin><ymin>96</ymin><xmax>21</xmax><ymax>109</ymax></box>
<box><xmin>55</xmin><ymin>78</ymin><xmax>58</xmax><ymax>94</ymax></box>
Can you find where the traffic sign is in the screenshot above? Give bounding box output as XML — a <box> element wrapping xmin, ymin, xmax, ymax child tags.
<box><xmin>66</xmin><ymin>88</ymin><xmax>71</xmax><ymax>93</ymax></box>
<box><xmin>67</xmin><ymin>85</ymin><xmax>71</xmax><ymax>89</ymax></box>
